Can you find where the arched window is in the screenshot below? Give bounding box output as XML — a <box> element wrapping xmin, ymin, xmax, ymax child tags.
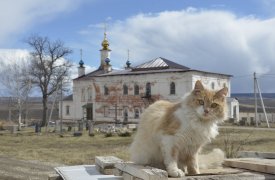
<box><xmin>66</xmin><ymin>105</ymin><xmax>70</xmax><ymax>115</ymax></box>
<box><xmin>81</xmin><ymin>88</ymin><xmax>85</xmax><ymax>102</ymax></box>
<box><xmin>134</xmin><ymin>108</ymin><xmax>140</xmax><ymax>119</ymax></box>
<box><xmin>88</xmin><ymin>87</ymin><xmax>92</xmax><ymax>101</ymax></box>
<box><xmin>170</xmin><ymin>82</ymin><xmax>176</xmax><ymax>95</ymax></box>
<box><xmin>123</xmin><ymin>84</ymin><xmax>128</xmax><ymax>95</ymax></box>
<box><xmin>211</xmin><ymin>82</ymin><xmax>215</xmax><ymax>90</ymax></box>
<box><xmin>146</xmin><ymin>82</ymin><xmax>151</xmax><ymax>97</ymax></box>
<box><xmin>134</xmin><ymin>84</ymin><xmax>139</xmax><ymax>95</ymax></box>
<box><xmin>104</xmin><ymin>85</ymin><xmax>109</xmax><ymax>95</ymax></box>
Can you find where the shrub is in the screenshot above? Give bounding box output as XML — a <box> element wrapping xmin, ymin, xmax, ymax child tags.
<box><xmin>104</xmin><ymin>132</ymin><xmax>113</xmax><ymax>137</ymax></box>
<box><xmin>118</xmin><ymin>131</ymin><xmax>131</xmax><ymax>137</ymax></box>
<box><xmin>221</xmin><ymin>128</ymin><xmax>252</xmax><ymax>158</ymax></box>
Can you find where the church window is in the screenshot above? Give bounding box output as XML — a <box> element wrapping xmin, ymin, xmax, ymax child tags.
<box><xmin>170</xmin><ymin>82</ymin><xmax>176</xmax><ymax>95</ymax></box>
<box><xmin>66</xmin><ymin>105</ymin><xmax>70</xmax><ymax>115</ymax></box>
<box><xmin>88</xmin><ymin>87</ymin><xmax>92</xmax><ymax>101</ymax></box>
<box><xmin>146</xmin><ymin>82</ymin><xmax>151</xmax><ymax>97</ymax></box>
<box><xmin>134</xmin><ymin>84</ymin><xmax>139</xmax><ymax>95</ymax></box>
<box><xmin>123</xmin><ymin>84</ymin><xmax>128</xmax><ymax>95</ymax></box>
<box><xmin>104</xmin><ymin>85</ymin><xmax>109</xmax><ymax>95</ymax></box>
<box><xmin>81</xmin><ymin>88</ymin><xmax>85</xmax><ymax>102</ymax></box>
<box><xmin>134</xmin><ymin>108</ymin><xmax>140</xmax><ymax>119</ymax></box>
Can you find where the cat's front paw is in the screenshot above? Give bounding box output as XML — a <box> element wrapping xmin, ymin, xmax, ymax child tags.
<box><xmin>167</xmin><ymin>168</ymin><xmax>185</xmax><ymax>177</ymax></box>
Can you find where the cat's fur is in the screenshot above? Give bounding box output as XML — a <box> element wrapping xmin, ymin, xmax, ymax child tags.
<box><xmin>129</xmin><ymin>80</ymin><xmax>228</xmax><ymax>177</ymax></box>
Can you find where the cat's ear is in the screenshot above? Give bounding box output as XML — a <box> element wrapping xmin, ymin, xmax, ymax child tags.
<box><xmin>193</xmin><ymin>80</ymin><xmax>204</xmax><ymax>95</ymax></box>
<box><xmin>214</xmin><ymin>87</ymin><xmax>228</xmax><ymax>99</ymax></box>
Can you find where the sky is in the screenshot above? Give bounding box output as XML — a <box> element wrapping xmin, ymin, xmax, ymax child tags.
<box><xmin>1</xmin><ymin>0</ymin><xmax>275</xmax><ymax>94</ymax></box>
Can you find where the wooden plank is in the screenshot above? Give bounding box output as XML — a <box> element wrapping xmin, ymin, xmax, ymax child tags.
<box><xmin>115</xmin><ymin>163</ymin><xmax>168</xmax><ymax>180</ymax></box>
<box><xmin>238</xmin><ymin>151</ymin><xmax>275</xmax><ymax>159</ymax></box>
<box><xmin>173</xmin><ymin>172</ymin><xmax>275</xmax><ymax>180</ymax></box>
<box><xmin>122</xmin><ymin>172</ymin><xmax>143</xmax><ymax>180</ymax></box>
<box><xmin>224</xmin><ymin>158</ymin><xmax>275</xmax><ymax>175</ymax></box>
<box><xmin>198</xmin><ymin>167</ymin><xmax>244</xmax><ymax>175</ymax></box>
<box><xmin>48</xmin><ymin>173</ymin><xmax>62</xmax><ymax>180</ymax></box>
<box><xmin>95</xmin><ymin>156</ymin><xmax>124</xmax><ymax>169</ymax></box>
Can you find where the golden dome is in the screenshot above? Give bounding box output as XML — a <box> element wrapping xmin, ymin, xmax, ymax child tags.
<box><xmin>101</xmin><ymin>32</ymin><xmax>111</xmax><ymax>50</ymax></box>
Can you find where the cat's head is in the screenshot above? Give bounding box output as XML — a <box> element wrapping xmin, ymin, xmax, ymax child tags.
<box><xmin>188</xmin><ymin>80</ymin><xmax>228</xmax><ymax>122</ymax></box>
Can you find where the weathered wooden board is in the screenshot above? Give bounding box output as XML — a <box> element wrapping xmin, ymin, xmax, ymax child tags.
<box><xmin>173</xmin><ymin>172</ymin><xmax>275</xmax><ymax>180</ymax></box>
<box><xmin>95</xmin><ymin>156</ymin><xmax>124</xmax><ymax>169</ymax></box>
<box><xmin>95</xmin><ymin>156</ymin><xmax>124</xmax><ymax>174</ymax></box>
<box><xmin>115</xmin><ymin>163</ymin><xmax>168</xmax><ymax>180</ymax></box>
<box><xmin>224</xmin><ymin>158</ymin><xmax>275</xmax><ymax>175</ymax></box>
<box><xmin>48</xmin><ymin>173</ymin><xmax>62</xmax><ymax>180</ymax></box>
<box><xmin>238</xmin><ymin>151</ymin><xmax>275</xmax><ymax>159</ymax></box>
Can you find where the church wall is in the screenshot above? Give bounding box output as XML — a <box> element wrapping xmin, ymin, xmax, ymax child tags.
<box><xmin>91</xmin><ymin>72</ymin><xmax>192</xmax><ymax>123</ymax></box>
<box><xmin>61</xmin><ymin>71</ymin><xmax>233</xmax><ymax>124</ymax></box>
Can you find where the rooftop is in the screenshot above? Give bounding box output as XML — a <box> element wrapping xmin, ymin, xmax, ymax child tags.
<box><xmin>74</xmin><ymin>57</ymin><xmax>232</xmax><ymax>80</ymax></box>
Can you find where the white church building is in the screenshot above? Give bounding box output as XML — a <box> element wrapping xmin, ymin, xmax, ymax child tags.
<box><xmin>60</xmin><ymin>33</ymin><xmax>239</xmax><ymax>124</ymax></box>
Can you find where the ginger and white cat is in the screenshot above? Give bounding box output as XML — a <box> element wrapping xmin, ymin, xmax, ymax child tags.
<box><xmin>130</xmin><ymin>80</ymin><xmax>228</xmax><ymax>177</ymax></box>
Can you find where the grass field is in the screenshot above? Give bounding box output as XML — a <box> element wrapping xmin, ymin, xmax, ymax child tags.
<box><xmin>0</xmin><ymin>126</ymin><xmax>274</xmax><ymax>166</ymax></box>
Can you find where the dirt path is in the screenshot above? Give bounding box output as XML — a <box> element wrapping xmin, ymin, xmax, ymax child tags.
<box><xmin>0</xmin><ymin>156</ymin><xmax>62</xmax><ymax>180</ymax></box>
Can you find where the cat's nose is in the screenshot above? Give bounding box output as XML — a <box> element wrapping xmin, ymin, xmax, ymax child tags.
<box><xmin>204</xmin><ymin>109</ymin><xmax>209</xmax><ymax>114</ymax></box>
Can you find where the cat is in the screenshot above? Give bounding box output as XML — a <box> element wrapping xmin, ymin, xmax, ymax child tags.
<box><xmin>129</xmin><ymin>80</ymin><xmax>228</xmax><ymax>177</ymax></box>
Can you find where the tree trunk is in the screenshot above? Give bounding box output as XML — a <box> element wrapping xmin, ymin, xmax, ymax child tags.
<box><xmin>41</xmin><ymin>96</ymin><xmax>48</xmax><ymax>127</ymax></box>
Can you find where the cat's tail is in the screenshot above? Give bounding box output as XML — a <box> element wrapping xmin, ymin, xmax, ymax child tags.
<box><xmin>198</xmin><ymin>148</ymin><xmax>225</xmax><ymax>169</ymax></box>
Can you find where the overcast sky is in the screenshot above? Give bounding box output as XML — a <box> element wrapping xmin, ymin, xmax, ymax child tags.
<box><xmin>0</xmin><ymin>0</ymin><xmax>275</xmax><ymax>93</ymax></box>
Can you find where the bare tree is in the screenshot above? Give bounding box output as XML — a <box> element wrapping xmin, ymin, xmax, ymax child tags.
<box><xmin>0</xmin><ymin>59</ymin><xmax>32</xmax><ymax>130</ymax></box>
<box><xmin>27</xmin><ymin>35</ymin><xmax>72</xmax><ymax>127</ymax></box>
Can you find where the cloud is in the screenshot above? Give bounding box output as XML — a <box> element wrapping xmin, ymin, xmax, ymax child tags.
<box><xmin>0</xmin><ymin>0</ymin><xmax>86</xmax><ymax>47</ymax></box>
<box><xmin>0</xmin><ymin>49</ymin><xmax>30</xmax><ymax>65</ymax></box>
<box><xmin>82</xmin><ymin>8</ymin><xmax>275</xmax><ymax>93</ymax></box>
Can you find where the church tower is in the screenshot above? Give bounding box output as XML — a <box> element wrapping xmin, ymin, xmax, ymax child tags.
<box><xmin>78</xmin><ymin>49</ymin><xmax>85</xmax><ymax>77</ymax></box>
<box><xmin>100</xmin><ymin>31</ymin><xmax>112</xmax><ymax>72</ymax></box>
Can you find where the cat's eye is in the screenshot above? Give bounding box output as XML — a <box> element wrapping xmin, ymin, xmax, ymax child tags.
<box><xmin>198</xmin><ymin>100</ymin><xmax>204</xmax><ymax>105</ymax></box>
<box><xmin>211</xmin><ymin>103</ymin><xmax>218</xmax><ymax>108</ymax></box>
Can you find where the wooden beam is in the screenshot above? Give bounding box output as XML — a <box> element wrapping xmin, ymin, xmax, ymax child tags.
<box><xmin>95</xmin><ymin>156</ymin><xmax>124</xmax><ymax>174</ymax></box>
<box><xmin>224</xmin><ymin>158</ymin><xmax>275</xmax><ymax>175</ymax></box>
<box><xmin>115</xmin><ymin>163</ymin><xmax>168</xmax><ymax>180</ymax></box>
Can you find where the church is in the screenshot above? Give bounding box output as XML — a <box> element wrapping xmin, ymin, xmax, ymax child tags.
<box><xmin>60</xmin><ymin>33</ymin><xmax>239</xmax><ymax>124</ymax></box>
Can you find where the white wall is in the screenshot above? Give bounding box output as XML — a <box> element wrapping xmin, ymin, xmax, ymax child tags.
<box><xmin>64</xmin><ymin>70</ymin><xmax>233</xmax><ymax>123</ymax></box>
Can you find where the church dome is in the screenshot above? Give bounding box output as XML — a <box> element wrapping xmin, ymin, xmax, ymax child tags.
<box><xmin>101</xmin><ymin>32</ymin><xmax>111</xmax><ymax>50</ymax></box>
<box><xmin>79</xmin><ymin>59</ymin><xmax>84</xmax><ymax>67</ymax></box>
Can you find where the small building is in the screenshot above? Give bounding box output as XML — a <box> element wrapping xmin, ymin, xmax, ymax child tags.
<box><xmin>239</xmin><ymin>104</ymin><xmax>275</xmax><ymax>125</ymax></box>
<box><xmin>60</xmin><ymin>33</ymin><xmax>238</xmax><ymax>124</ymax></box>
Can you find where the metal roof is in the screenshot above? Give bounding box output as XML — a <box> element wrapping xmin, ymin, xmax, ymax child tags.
<box><xmin>133</xmin><ymin>57</ymin><xmax>190</xmax><ymax>71</ymax></box>
<box><xmin>74</xmin><ymin>57</ymin><xmax>232</xmax><ymax>80</ymax></box>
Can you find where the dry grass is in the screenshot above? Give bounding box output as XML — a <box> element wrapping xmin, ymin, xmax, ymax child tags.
<box><xmin>204</xmin><ymin>127</ymin><xmax>275</xmax><ymax>156</ymax></box>
<box><xmin>0</xmin><ymin>126</ymin><xmax>274</xmax><ymax>165</ymax></box>
<box><xmin>0</xmin><ymin>129</ymin><xmax>132</xmax><ymax>165</ymax></box>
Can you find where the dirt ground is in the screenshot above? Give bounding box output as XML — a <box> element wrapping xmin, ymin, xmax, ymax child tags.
<box><xmin>0</xmin><ymin>156</ymin><xmax>62</xmax><ymax>180</ymax></box>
